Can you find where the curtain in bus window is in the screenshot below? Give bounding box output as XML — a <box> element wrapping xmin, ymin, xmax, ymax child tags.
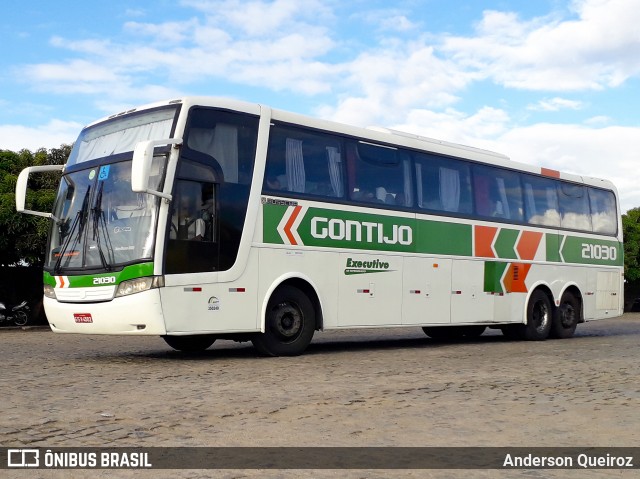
<box><xmin>440</xmin><ymin>167</ymin><xmax>460</xmax><ymax>212</ymax></box>
<box><xmin>523</xmin><ymin>176</ymin><xmax>560</xmax><ymax>227</ymax></box>
<box><xmin>212</xmin><ymin>124</ymin><xmax>239</xmax><ymax>183</ymax></box>
<box><xmin>542</xmin><ymin>185</ymin><xmax>560</xmax><ymax>226</ymax></box>
<box><xmin>187</xmin><ymin>128</ymin><xmax>214</xmax><ymax>152</ymax></box>
<box><xmin>188</xmin><ymin>125</ymin><xmax>239</xmax><ymax>183</ymax></box>
<box><xmin>474</xmin><ymin>175</ymin><xmax>492</xmax><ymax>216</ymax></box>
<box><xmin>286</xmin><ymin>138</ymin><xmax>305</xmax><ymax>193</ymax></box>
<box><xmin>326</xmin><ymin>146</ymin><xmax>343</xmax><ymax>197</ymax></box>
<box><xmin>415</xmin><ymin>163</ymin><xmax>424</xmax><ymax>207</ymax></box>
<box><xmin>524</xmin><ymin>183</ymin><xmax>536</xmax><ymax>221</ymax></box>
<box><xmin>402</xmin><ymin>158</ymin><xmax>413</xmax><ymax>207</ymax></box>
<box><xmin>77</xmin><ymin>119</ymin><xmax>173</xmax><ymax>161</ymax></box>
<box><xmin>496</xmin><ymin>177</ymin><xmax>510</xmax><ymax>218</ymax></box>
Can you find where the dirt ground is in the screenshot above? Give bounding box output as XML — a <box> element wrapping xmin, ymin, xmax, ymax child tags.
<box><xmin>1</xmin><ymin>313</ymin><xmax>640</xmax><ymax>479</ymax></box>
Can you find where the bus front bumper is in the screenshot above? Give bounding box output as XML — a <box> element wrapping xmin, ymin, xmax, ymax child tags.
<box><xmin>44</xmin><ymin>289</ymin><xmax>166</xmax><ymax>335</ymax></box>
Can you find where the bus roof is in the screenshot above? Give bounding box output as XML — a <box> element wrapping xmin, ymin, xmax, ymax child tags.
<box><xmin>84</xmin><ymin>96</ymin><xmax>617</xmax><ymax>193</ymax></box>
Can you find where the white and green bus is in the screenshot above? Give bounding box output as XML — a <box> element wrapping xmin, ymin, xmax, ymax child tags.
<box><xmin>16</xmin><ymin>97</ymin><xmax>623</xmax><ymax>355</ymax></box>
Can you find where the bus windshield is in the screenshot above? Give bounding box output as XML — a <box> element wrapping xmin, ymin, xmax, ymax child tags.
<box><xmin>46</xmin><ymin>158</ymin><xmax>166</xmax><ymax>272</ymax></box>
<box><xmin>67</xmin><ymin>107</ymin><xmax>178</xmax><ymax>166</ymax></box>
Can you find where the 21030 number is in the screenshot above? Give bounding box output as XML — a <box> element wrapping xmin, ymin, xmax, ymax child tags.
<box><xmin>581</xmin><ymin>243</ymin><xmax>617</xmax><ymax>261</ymax></box>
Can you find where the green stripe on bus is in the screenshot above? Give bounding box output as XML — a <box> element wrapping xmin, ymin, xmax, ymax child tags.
<box><xmin>484</xmin><ymin>261</ymin><xmax>508</xmax><ymax>294</ymax></box>
<box><xmin>493</xmin><ymin>228</ymin><xmax>519</xmax><ymax>260</ymax></box>
<box><xmin>416</xmin><ymin>220</ymin><xmax>472</xmax><ymax>256</ymax></box>
<box><xmin>44</xmin><ymin>262</ymin><xmax>155</xmax><ymax>288</ymax></box>
<box><xmin>262</xmin><ymin>203</ymin><xmax>622</xmax><ymax>266</ymax></box>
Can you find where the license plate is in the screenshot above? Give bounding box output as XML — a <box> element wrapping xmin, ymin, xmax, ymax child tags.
<box><xmin>74</xmin><ymin>313</ymin><xmax>93</xmax><ymax>323</ymax></box>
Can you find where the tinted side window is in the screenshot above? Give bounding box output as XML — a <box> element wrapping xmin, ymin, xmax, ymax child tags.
<box><xmin>472</xmin><ymin>164</ymin><xmax>523</xmax><ymax>222</ymax></box>
<box><xmin>346</xmin><ymin>141</ymin><xmax>413</xmax><ymax>207</ymax></box>
<box><xmin>264</xmin><ymin>125</ymin><xmax>344</xmax><ymax>198</ymax></box>
<box><xmin>559</xmin><ymin>183</ymin><xmax>592</xmax><ymax>231</ymax></box>
<box><xmin>184</xmin><ymin>108</ymin><xmax>258</xmax><ymax>185</ymax></box>
<box><xmin>178</xmin><ymin>108</ymin><xmax>259</xmax><ymax>272</ymax></box>
<box><xmin>522</xmin><ymin>174</ymin><xmax>560</xmax><ymax>227</ymax></box>
<box><xmin>589</xmin><ymin>187</ymin><xmax>617</xmax><ymax>235</ymax></box>
<box><xmin>414</xmin><ymin>153</ymin><xmax>472</xmax><ymax>214</ymax></box>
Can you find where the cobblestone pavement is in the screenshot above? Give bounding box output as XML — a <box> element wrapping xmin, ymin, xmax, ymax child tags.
<box><xmin>2</xmin><ymin>314</ymin><xmax>640</xmax><ymax>479</ymax></box>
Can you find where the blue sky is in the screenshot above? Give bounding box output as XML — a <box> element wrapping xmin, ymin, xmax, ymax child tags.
<box><xmin>1</xmin><ymin>0</ymin><xmax>639</xmax><ymax>211</ymax></box>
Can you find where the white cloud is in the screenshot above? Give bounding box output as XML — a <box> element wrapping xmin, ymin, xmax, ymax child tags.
<box><xmin>528</xmin><ymin>97</ymin><xmax>585</xmax><ymax>112</ymax></box>
<box><xmin>182</xmin><ymin>0</ymin><xmax>332</xmax><ymax>37</ymax></box>
<box><xmin>0</xmin><ymin>119</ymin><xmax>81</xmax><ymax>151</ymax></box>
<box><xmin>318</xmin><ymin>42</ymin><xmax>474</xmax><ymax>126</ymax></box>
<box><xmin>442</xmin><ymin>0</ymin><xmax>640</xmax><ymax>91</ymax></box>
<box><xmin>8</xmin><ymin>0</ymin><xmax>640</xmax><ymax>212</ymax></box>
<box><xmin>357</xmin><ymin>9</ymin><xmax>419</xmax><ymax>33</ymax></box>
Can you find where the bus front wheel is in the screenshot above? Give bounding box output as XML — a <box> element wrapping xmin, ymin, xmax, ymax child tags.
<box><xmin>252</xmin><ymin>285</ymin><xmax>315</xmax><ymax>357</ymax></box>
<box><xmin>162</xmin><ymin>334</ymin><xmax>216</xmax><ymax>352</ymax></box>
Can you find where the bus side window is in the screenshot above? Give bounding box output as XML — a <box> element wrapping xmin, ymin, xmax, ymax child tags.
<box><xmin>347</xmin><ymin>140</ymin><xmax>412</xmax><ymax>207</ymax></box>
<box><xmin>472</xmin><ymin>164</ymin><xmax>523</xmax><ymax>221</ymax></box>
<box><xmin>414</xmin><ymin>153</ymin><xmax>471</xmax><ymax>214</ymax></box>
<box><xmin>522</xmin><ymin>175</ymin><xmax>560</xmax><ymax>227</ymax></box>
<box><xmin>264</xmin><ymin>125</ymin><xmax>344</xmax><ymax>199</ymax></box>
<box><xmin>559</xmin><ymin>183</ymin><xmax>592</xmax><ymax>231</ymax></box>
<box><xmin>589</xmin><ymin>187</ymin><xmax>617</xmax><ymax>235</ymax></box>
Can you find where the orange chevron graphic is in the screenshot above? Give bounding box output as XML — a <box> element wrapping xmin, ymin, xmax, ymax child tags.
<box><xmin>283</xmin><ymin>205</ymin><xmax>303</xmax><ymax>245</ymax></box>
<box><xmin>502</xmin><ymin>263</ymin><xmax>532</xmax><ymax>293</ymax></box>
<box><xmin>475</xmin><ymin>225</ymin><xmax>498</xmax><ymax>258</ymax></box>
<box><xmin>516</xmin><ymin>231</ymin><xmax>543</xmax><ymax>261</ymax></box>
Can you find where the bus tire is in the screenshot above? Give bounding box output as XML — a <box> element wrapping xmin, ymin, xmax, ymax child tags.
<box><xmin>252</xmin><ymin>285</ymin><xmax>315</xmax><ymax>357</ymax></box>
<box><xmin>550</xmin><ymin>291</ymin><xmax>579</xmax><ymax>339</ymax></box>
<box><xmin>519</xmin><ymin>289</ymin><xmax>552</xmax><ymax>341</ymax></box>
<box><xmin>162</xmin><ymin>334</ymin><xmax>216</xmax><ymax>352</ymax></box>
<box><xmin>13</xmin><ymin>311</ymin><xmax>28</xmax><ymax>326</ymax></box>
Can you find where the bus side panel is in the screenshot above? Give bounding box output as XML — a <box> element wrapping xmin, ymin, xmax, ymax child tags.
<box><xmin>584</xmin><ymin>268</ymin><xmax>623</xmax><ymax>320</ymax></box>
<box><xmin>337</xmin><ymin>252</ymin><xmax>403</xmax><ymax>327</ymax></box>
<box><xmin>401</xmin><ymin>256</ymin><xmax>451</xmax><ymax>325</ymax></box>
<box><xmin>160</xmin><ymin>252</ymin><xmax>260</xmax><ymax>334</ymax></box>
<box><xmin>451</xmin><ymin>260</ymin><xmax>495</xmax><ymax>324</ymax></box>
<box><xmin>257</xmin><ymin>247</ymin><xmax>341</xmax><ymax>329</ymax></box>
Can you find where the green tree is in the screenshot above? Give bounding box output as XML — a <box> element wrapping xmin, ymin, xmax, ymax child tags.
<box><xmin>0</xmin><ymin>145</ymin><xmax>71</xmax><ymax>266</ymax></box>
<box><xmin>622</xmin><ymin>207</ymin><xmax>640</xmax><ymax>309</ymax></box>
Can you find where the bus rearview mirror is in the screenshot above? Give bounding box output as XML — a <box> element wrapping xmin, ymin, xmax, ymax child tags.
<box><xmin>131</xmin><ymin>138</ymin><xmax>182</xmax><ymax>200</ymax></box>
<box><xmin>16</xmin><ymin>164</ymin><xmax>64</xmax><ymax>218</ymax></box>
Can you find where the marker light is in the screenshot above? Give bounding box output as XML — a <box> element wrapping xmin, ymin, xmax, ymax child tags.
<box><xmin>43</xmin><ymin>284</ymin><xmax>57</xmax><ymax>299</ymax></box>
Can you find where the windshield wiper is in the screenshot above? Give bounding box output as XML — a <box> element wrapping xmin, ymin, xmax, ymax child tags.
<box><xmin>92</xmin><ymin>181</ymin><xmax>115</xmax><ymax>272</ymax></box>
<box><xmin>54</xmin><ymin>186</ymin><xmax>91</xmax><ymax>274</ymax></box>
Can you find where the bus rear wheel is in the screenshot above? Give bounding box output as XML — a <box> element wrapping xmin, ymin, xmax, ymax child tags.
<box><xmin>518</xmin><ymin>289</ymin><xmax>552</xmax><ymax>341</ymax></box>
<box><xmin>252</xmin><ymin>285</ymin><xmax>315</xmax><ymax>357</ymax></box>
<box><xmin>162</xmin><ymin>334</ymin><xmax>216</xmax><ymax>352</ymax></box>
<box><xmin>550</xmin><ymin>291</ymin><xmax>580</xmax><ymax>339</ymax></box>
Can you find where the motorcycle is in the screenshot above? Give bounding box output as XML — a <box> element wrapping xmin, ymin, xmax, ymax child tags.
<box><xmin>0</xmin><ymin>300</ymin><xmax>30</xmax><ymax>326</ymax></box>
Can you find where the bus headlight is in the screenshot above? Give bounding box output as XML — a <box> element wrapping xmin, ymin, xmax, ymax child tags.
<box><xmin>115</xmin><ymin>276</ymin><xmax>164</xmax><ymax>297</ymax></box>
<box><xmin>43</xmin><ymin>284</ymin><xmax>57</xmax><ymax>299</ymax></box>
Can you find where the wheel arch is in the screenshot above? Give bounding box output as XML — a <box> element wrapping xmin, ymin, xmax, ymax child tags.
<box><xmin>523</xmin><ymin>282</ymin><xmax>555</xmax><ymax>325</ymax></box>
<box><xmin>558</xmin><ymin>283</ymin><xmax>585</xmax><ymax>323</ymax></box>
<box><xmin>261</xmin><ymin>273</ymin><xmax>324</xmax><ymax>332</ymax></box>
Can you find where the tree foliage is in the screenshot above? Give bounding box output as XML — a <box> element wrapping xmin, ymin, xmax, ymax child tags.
<box><xmin>0</xmin><ymin>145</ymin><xmax>71</xmax><ymax>266</ymax></box>
<box><xmin>622</xmin><ymin>208</ymin><xmax>640</xmax><ymax>282</ymax></box>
